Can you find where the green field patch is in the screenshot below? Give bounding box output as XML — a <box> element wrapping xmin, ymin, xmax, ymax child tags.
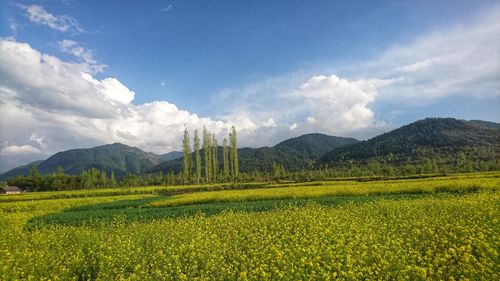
<box><xmin>26</xmin><ymin>193</ymin><xmax>439</xmax><ymax>229</ymax></box>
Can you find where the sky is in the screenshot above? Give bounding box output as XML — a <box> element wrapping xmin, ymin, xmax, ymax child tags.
<box><xmin>0</xmin><ymin>0</ymin><xmax>499</xmax><ymax>173</ymax></box>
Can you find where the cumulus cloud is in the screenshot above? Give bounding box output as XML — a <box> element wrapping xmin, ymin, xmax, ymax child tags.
<box><xmin>293</xmin><ymin>74</ymin><xmax>394</xmax><ymax>133</ymax></box>
<box><xmin>0</xmin><ymin>39</ymin><xmax>239</xmax><ymax>172</ymax></box>
<box><xmin>217</xmin><ymin>73</ymin><xmax>393</xmax><ymax>147</ymax></box>
<box><xmin>19</xmin><ymin>4</ymin><xmax>85</xmax><ymax>33</ymax></box>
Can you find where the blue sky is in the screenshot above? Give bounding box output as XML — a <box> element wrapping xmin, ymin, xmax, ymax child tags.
<box><xmin>0</xmin><ymin>0</ymin><xmax>499</xmax><ymax>172</ymax></box>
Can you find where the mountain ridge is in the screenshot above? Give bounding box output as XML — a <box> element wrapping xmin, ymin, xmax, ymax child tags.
<box><xmin>318</xmin><ymin>117</ymin><xmax>500</xmax><ymax>171</ymax></box>
<box><xmin>0</xmin><ymin>143</ymin><xmax>166</xmax><ymax>180</ymax></box>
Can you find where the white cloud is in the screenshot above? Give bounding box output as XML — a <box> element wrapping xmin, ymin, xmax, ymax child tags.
<box><xmin>82</xmin><ymin>74</ymin><xmax>135</xmax><ymax>104</ymax></box>
<box><xmin>160</xmin><ymin>81</ymin><xmax>166</xmax><ymax>87</ymax></box>
<box><xmin>29</xmin><ymin>132</ymin><xmax>48</xmax><ymax>149</ymax></box>
<box><xmin>59</xmin><ymin>40</ymin><xmax>107</xmax><ymax>73</ymax></box>
<box><xmin>1</xmin><ymin>144</ymin><xmax>41</xmax><ymax>156</ymax></box>
<box><xmin>9</xmin><ymin>21</ymin><xmax>18</xmax><ymax>36</ymax></box>
<box><xmin>19</xmin><ymin>5</ymin><xmax>85</xmax><ymax>33</ymax></box>
<box><xmin>396</xmin><ymin>59</ymin><xmax>438</xmax><ymax>73</ymax></box>
<box><xmin>360</xmin><ymin>5</ymin><xmax>500</xmax><ymax>101</ymax></box>
<box><xmin>262</xmin><ymin>118</ymin><xmax>277</xmax><ymax>128</ymax></box>
<box><xmin>292</xmin><ymin>74</ymin><xmax>394</xmax><ymax>134</ymax></box>
<box><xmin>162</xmin><ymin>4</ymin><xmax>173</xmax><ymax>12</ymax></box>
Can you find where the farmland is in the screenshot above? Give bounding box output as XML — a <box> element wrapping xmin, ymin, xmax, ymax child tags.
<box><xmin>0</xmin><ymin>173</ymin><xmax>498</xmax><ymax>280</ymax></box>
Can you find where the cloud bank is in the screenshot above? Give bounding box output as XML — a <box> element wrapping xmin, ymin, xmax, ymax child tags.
<box><xmin>0</xmin><ymin>39</ymin><xmax>235</xmax><ymax>172</ymax></box>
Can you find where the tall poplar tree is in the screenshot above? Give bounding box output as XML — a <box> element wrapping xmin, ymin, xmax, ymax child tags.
<box><xmin>223</xmin><ymin>138</ymin><xmax>229</xmax><ymax>180</ymax></box>
<box><xmin>182</xmin><ymin>125</ymin><xmax>191</xmax><ymax>183</ymax></box>
<box><xmin>194</xmin><ymin>130</ymin><xmax>201</xmax><ymax>184</ymax></box>
<box><xmin>229</xmin><ymin>126</ymin><xmax>239</xmax><ymax>181</ymax></box>
<box><xmin>212</xmin><ymin>134</ymin><xmax>218</xmax><ymax>182</ymax></box>
<box><xmin>203</xmin><ymin>127</ymin><xmax>212</xmax><ymax>183</ymax></box>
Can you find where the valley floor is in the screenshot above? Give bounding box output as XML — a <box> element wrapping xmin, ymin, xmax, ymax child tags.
<box><xmin>0</xmin><ymin>172</ymin><xmax>498</xmax><ymax>280</ymax></box>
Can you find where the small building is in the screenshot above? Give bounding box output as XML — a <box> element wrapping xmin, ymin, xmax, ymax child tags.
<box><xmin>0</xmin><ymin>186</ymin><xmax>23</xmax><ymax>194</ymax></box>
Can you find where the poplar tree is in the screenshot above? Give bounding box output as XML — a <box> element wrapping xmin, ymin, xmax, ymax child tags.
<box><xmin>110</xmin><ymin>171</ymin><xmax>117</xmax><ymax>187</ymax></box>
<box><xmin>203</xmin><ymin>127</ymin><xmax>212</xmax><ymax>183</ymax></box>
<box><xmin>194</xmin><ymin>130</ymin><xmax>201</xmax><ymax>184</ymax></box>
<box><xmin>229</xmin><ymin>126</ymin><xmax>239</xmax><ymax>181</ymax></box>
<box><xmin>223</xmin><ymin>138</ymin><xmax>229</xmax><ymax>180</ymax></box>
<box><xmin>212</xmin><ymin>134</ymin><xmax>218</xmax><ymax>182</ymax></box>
<box><xmin>182</xmin><ymin>125</ymin><xmax>191</xmax><ymax>183</ymax></box>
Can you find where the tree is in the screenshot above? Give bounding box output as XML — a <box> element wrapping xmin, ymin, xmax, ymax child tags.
<box><xmin>55</xmin><ymin>165</ymin><xmax>64</xmax><ymax>175</ymax></box>
<box><xmin>212</xmin><ymin>134</ymin><xmax>218</xmax><ymax>182</ymax></box>
<box><xmin>182</xmin><ymin>125</ymin><xmax>192</xmax><ymax>184</ymax></box>
<box><xmin>229</xmin><ymin>126</ymin><xmax>239</xmax><ymax>181</ymax></box>
<box><xmin>194</xmin><ymin>130</ymin><xmax>202</xmax><ymax>184</ymax></box>
<box><xmin>99</xmin><ymin>170</ymin><xmax>108</xmax><ymax>188</ymax></box>
<box><xmin>223</xmin><ymin>138</ymin><xmax>229</xmax><ymax>181</ymax></box>
<box><xmin>110</xmin><ymin>171</ymin><xmax>117</xmax><ymax>187</ymax></box>
<box><xmin>203</xmin><ymin>127</ymin><xmax>212</xmax><ymax>183</ymax></box>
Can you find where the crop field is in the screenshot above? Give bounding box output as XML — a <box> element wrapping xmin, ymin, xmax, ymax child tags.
<box><xmin>0</xmin><ymin>173</ymin><xmax>498</xmax><ymax>280</ymax></box>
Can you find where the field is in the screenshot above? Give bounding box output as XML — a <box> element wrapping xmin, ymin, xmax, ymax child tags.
<box><xmin>0</xmin><ymin>173</ymin><xmax>499</xmax><ymax>280</ymax></box>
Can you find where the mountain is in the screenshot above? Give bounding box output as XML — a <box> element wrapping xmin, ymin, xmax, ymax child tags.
<box><xmin>274</xmin><ymin>133</ymin><xmax>359</xmax><ymax>160</ymax></box>
<box><xmin>318</xmin><ymin>118</ymin><xmax>500</xmax><ymax>169</ymax></box>
<box><xmin>148</xmin><ymin>134</ymin><xmax>359</xmax><ymax>174</ymax></box>
<box><xmin>158</xmin><ymin>151</ymin><xmax>183</xmax><ymax>161</ymax></box>
<box><xmin>0</xmin><ymin>160</ymin><xmax>44</xmax><ymax>181</ymax></box>
<box><xmin>0</xmin><ymin>143</ymin><xmax>164</xmax><ymax>180</ymax></box>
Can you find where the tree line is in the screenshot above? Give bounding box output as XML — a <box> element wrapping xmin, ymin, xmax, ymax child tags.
<box><xmin>6</xmin><ymin>165</ymin><xmax>119</xmax><ymax>191</ymax></box>
<box><xmin>182</xmin><ymin>125</ymin><xmax>239</xmax><ymax>184</ymax></box>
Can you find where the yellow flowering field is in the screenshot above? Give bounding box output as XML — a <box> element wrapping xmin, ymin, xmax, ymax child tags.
<box><xmin>149</xmin><ymin>176</ymin><xmax>499</xmax><ymax>207</ymax></box>
<box><xmin>0</xmin><ymin>174</ymin><xmax>498</xmax><ymax>280</ymax></box>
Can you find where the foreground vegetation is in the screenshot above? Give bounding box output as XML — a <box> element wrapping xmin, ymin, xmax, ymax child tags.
<box><xmin>0</xmin><ymin>173</ymin><xmax>498</xmax><ymax>279</ymax></box>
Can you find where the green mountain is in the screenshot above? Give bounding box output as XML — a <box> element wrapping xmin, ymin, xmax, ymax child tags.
<box><xmin>274</xmin><ymin>133</ymin><xmax>359</xmax><ymax>160</ymax></box>
<box><xmin>0</xmin><ymin>143</ymin><xmax>164</xmax><ymax>180</ymax></box>
<box><xmin>148</xmin><ymin>134</ymin><xmax>359</xmax><ymax>174</ymax></box>
<box><xmin>158</xmin><ymin>151</ymin><xmax>183</xmax><ymax>161</ymax></box>
<box><xmin>318</xmin><ymin>118</ymin><xmax>500</xmax><ymax>171</ymax></box>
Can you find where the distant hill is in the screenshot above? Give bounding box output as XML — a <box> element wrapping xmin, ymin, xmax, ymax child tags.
<box><xmin>149</xmin><ymin>134</ymin><xmax>359</xmax><ymax>174</ymax></box>
<box><xmin>158</xmin><ymin>151</ymin><xmax>183</xmax><ymax>161</ymax></box>
<box><xmin>0</xmin><ymin>160</ymin><xmax>44</xmax><ymax>181</ymax></box>
<box><xmin>0</xmin><ymin>143</ymin><xmax>164</xmax><ymax>180</ymax></box>
<box><xmin>274</xmin><ymin>133</ymin><xmax>359</xmax><ymax>160</ymax></box>
<box><xmin>318</xmin><ymin>118</ymin><xmax>500</xmax><ymax>170</ymax></box>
